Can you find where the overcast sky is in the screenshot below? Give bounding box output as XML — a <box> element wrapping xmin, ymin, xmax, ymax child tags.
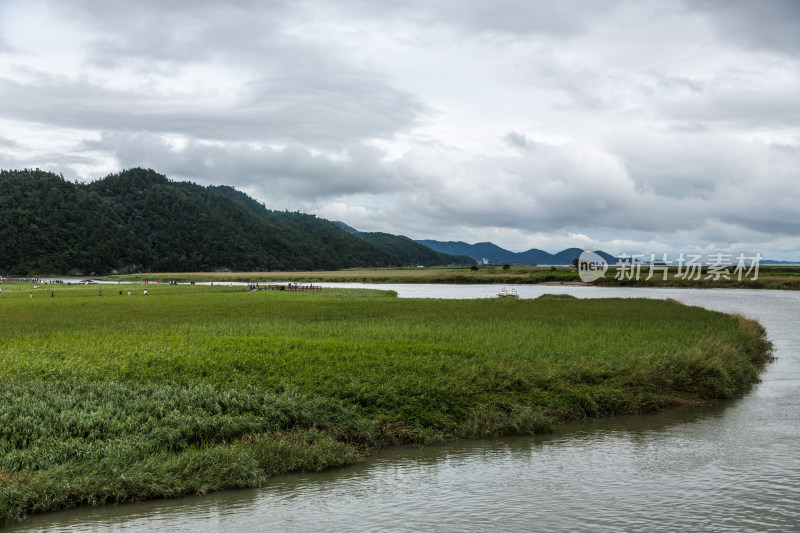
<box><xmin>1</xmin><ymin>1</ymin><xmax>798</xmax><ymax>259</ymax></box>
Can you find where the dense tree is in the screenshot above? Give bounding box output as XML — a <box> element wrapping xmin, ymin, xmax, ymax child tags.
<box><xmin>0</xmin><ymin>168</ymin><xmax>398</xmax><ymax>275</ymax></box>
<box><xmin>349</xmin><ymin>231</ymin><xmax>474</xmax><ymax>266</ymax></box>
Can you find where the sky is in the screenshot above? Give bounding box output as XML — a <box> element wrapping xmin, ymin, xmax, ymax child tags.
<box><xmin>0</xmin><ymin>0</ymin><xmax>798</xmax><ymax>260</ymax></box>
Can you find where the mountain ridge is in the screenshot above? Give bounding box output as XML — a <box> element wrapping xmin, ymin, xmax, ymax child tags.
<box><xmin>416</xmin><ymin>240</ymin><xmax>618</xmax><ymax>265</ymax></box>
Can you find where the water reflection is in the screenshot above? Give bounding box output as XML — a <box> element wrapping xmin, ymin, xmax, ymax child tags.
<box><xmin>9</xmin><ymin>287</ymin><xmax>800</xmax><ymax>532</ymax></box>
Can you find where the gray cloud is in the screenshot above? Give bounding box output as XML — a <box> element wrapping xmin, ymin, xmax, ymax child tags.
<box><xmin>0</xmin><ymin>148</ymin><xmax>97</xmax><ymax>179</ymax></box>
<box><xmin>329</xmin><ymin>137</ymin><xmax>800</xmax><ymax>249</ymax></box>
<box><xmin>328</xmin><ymin>0</ymin><xmax>619</xmax><ymax>39</ymax></box>
<box><xmin>659</xmin><ymin>86</ymin><xmax>800</xmax><ymax>129</ymax></box>
<box><xmin>0</xmin><ymin>71</ymin><xmax>425</xmax><ymax>145</ymax></box>
<box><xmin>691</xmin><ymin>0</ymin><xmax>800</xmax><ymax>56</ymax></box>
<box><xmin>3</xmin><ymin>1</ymin><xmax>427</xmax><ymax>146</ymax></box>
<box><xmin>51</xmin><ymin>0</ymin><xmax>282</xmax><ymax>65</ymax></box>
<box><xmin>503</xmin><ymin>131</ymin><xmax>531</xmax><ymax>149</ymax></box>
<box><xmin>415</xmin><ymin>0</ymin><xmax>596</xmax><ymax>38</ymax></box>
<box><xmin>0</xmin><ymin>135</ymin><xmax>19</xmax><ymax>148</ymax></box>
<box><xmin>83</xmin><ymin>131</ymin><xmax>400</xmax><ymax>202</ymax></box>
<box><xmin>0</xmin><ymin>0</ymin><xmax>797</xmax><ymax>259</ymax></box>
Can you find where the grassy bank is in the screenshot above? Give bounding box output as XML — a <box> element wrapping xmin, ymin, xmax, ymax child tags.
<box><xmin>0</xmin><ymin>283</ymin><xmax>772</xmax><ymax>524</ymax></box>
<box><xmin>103</xmin><ymin>265</ymin><xmax>800</xmax><ymax>289</ymax></box>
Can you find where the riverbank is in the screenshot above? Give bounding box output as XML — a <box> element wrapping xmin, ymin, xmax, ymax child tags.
<box><xmin>101</xmin><ymin>265</ymin><xmax>800</xmax><ymax>290</ymax></box>
<box><xmin>0</xmin><ymin>283</ymin><xmax>773</xmax><ymax>525</ymax></box>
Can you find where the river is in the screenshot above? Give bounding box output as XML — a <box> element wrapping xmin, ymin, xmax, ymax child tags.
<box><xmin>9</xmin><ymin>286</ymin><xmax>799</xmax><ymax>532</ymax></box>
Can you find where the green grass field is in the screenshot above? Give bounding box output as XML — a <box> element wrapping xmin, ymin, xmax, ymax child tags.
<box><xmin>0</xmin><ymin>282</ymin><xmax>772</xmax><ymax>524</ymax></box>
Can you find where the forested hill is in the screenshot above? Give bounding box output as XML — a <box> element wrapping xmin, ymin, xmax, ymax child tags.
<box><xmin>332</xmin><ymin>222</ymin><xmax>474</xmax><ymax>266</ymax></box>
<box><xmin>0</xmin><ymin>168</ymin><xmax>400</xmax><ymax>274</ymax></box>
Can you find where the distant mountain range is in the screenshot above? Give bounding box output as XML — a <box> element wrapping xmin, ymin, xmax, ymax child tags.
<box><xmin>416</xmin><ymin>240</ymin><xmax>618</xmax><ymax>266</ymax></box>
<box><xmin>333</xmin><ymin>222</ymin><xmax>474</xmax><ymax>266</ymax></box>
<box><xmin>414</xmin><ymin>240</ymin><xmax>797</xmax><ymax>266</ymax></box>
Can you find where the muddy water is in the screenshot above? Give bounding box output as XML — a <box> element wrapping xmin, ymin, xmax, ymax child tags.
<box><xmin>10</xmin><ymin>287</ymin><xmax>800</xmax><ymax>532</ymax></box>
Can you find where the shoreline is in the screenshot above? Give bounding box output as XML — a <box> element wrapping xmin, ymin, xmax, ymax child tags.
<box><xmin>3</xmin><ymin>264</ymin><xmax>799</xmax><ymax>290</ymax></box>
<box><xmin>94</xmin><ymin>265</ymin><xmax>800</xmax><ymax>290</ymax></box>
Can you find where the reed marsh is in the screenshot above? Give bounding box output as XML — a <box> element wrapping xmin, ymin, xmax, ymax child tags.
<box><xmin>0</xmin><ymin>282</ymin><xmax>772</xmax><ymax>524</ymax></box>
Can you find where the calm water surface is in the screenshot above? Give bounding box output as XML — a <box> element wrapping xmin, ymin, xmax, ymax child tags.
<box><xmin>11</xmin><ymin>286</ymin><xmax>800</xmax><ymax>532</ymax></box>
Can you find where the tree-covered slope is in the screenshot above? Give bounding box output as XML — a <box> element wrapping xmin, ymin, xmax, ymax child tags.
<box><xmin>351</xmin><ymin>231</ymin><xmax>473</xmax><ymax>266</ymax></box>
<box><xmin>0</xmin><ymin>168</ymin><xmax>397</xmax><ymax>274</ymax></box>
<box><xmin>0</xmin><ymin>169</ymin><xmax>143</xmax><ymax>274</ymax></box>
<box><xmin>332</xmin><ymin>222</ymin><xmax>473</xmax><ymax>266</ymax></box>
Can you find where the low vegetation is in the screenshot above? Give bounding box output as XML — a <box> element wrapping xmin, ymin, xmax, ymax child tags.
<box><xmin>105</xmin><ymin>264</ymin><xmax>800</xmax><ymax>289</ymax></box>
<box><xmin>0</xmin><ymin>282</ymin><xmax>772</xmax><ymax>524</ymax></box>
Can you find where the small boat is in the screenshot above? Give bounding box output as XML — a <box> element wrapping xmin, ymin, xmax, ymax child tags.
<box><xmin>497</xmin><ymin>287</ymin><xmax>520</xmax><ymax>298</ymax></box>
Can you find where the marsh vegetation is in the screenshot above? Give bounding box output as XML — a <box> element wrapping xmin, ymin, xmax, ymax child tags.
<box><xmin>105</xmin><ymin>264</ymin><xmax>800</xmax><ymax>289</ymax></box>
<box><xmin>0</xmin><ymin>283</ymin><xmax>772</xmax><ymax>524</ymax></box>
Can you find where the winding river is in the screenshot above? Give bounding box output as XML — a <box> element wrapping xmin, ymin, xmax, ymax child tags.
<box><xmin>9</xmin><ymin>286</ymin><xmax>799</xmax><ymax>532</ymax></box>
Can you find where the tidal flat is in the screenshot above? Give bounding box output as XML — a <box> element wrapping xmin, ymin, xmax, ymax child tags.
<box><xmin>0</xmin><ymin>283</ymin><xmax>772</xmax><ymax>525</ymax></box>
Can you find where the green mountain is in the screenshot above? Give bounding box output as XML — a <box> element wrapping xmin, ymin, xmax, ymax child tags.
<box><xmin>332</xmin><ymin>222</ymin><xmax>473</xmax><ymax>266</ymax></box>
<box><xmin>0</xmin><ymin>168</ymin><xmax>397</xmax><ymax>274</ymax></box>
